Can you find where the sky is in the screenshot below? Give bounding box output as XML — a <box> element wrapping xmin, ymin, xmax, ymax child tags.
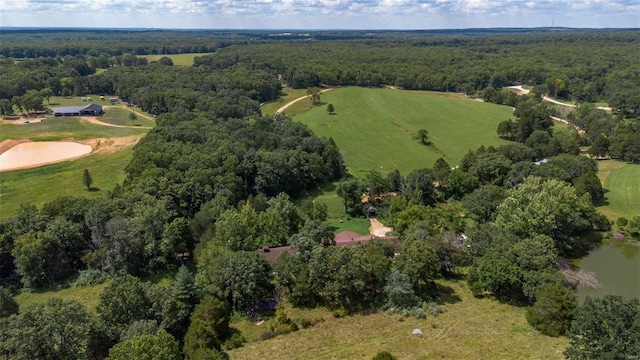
<box><xmin>1</xmin><ymin>0</ymin><xmax>639</xmax><ymax>29</ymax></box>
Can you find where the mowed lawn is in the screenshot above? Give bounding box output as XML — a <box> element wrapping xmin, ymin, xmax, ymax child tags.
<box><xmin>295</xmin><ymin>87</ymin><xmax>513</xmax><ymax>176</ymax></box>
<box><xmin>142</xmin><ymin>52</ymin><xmax>215</xmax><ymax>66</ymax></box>
<box><xmin>0</xmin><ymin>116</ymin><xmax>148</xmax><ymax>142</ymax></box>
<box><xmin>597</xmin><ymin>160</ymin><xmax>640</xmax><ymax>220</ymax></box>
<box><xmin>228</xmin><ymin>279</ymin><xmax>568</xmax><ymax>360</ymax></box>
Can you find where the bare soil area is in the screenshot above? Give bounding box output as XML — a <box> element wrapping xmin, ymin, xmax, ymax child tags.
<box><xmin>369</xmin><ymin>218</ymin><xmax>393</xmax><ymax>237</ymax></box>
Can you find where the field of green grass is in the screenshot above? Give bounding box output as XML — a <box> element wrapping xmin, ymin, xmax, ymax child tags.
<box><xmin>142</xmin><ymin>53</ymin><xmax>215</xmax><ymax>66</ymax></box>
<box><xmin>0</xmin><ymin>116</ymin><xmax>148</xmax><ymax>142</ymax></box>
<box><xmin>597</xmin><ymin>160</ymin><xmax>640</xmax><ymax>220</ymax></box>
<box><xmin>0</xmin><ymin>147</ymin><xmax>135</xmax><ymax>218</ymax></box>
<box><xmin>46</xmin><ymin>95</ymin><xmax>115</xmax><ymax>107</ymax></box>
<box><xmin>295</xmin><ymin>181</ymin><xmax>371</xmax><ymax>235</ymax></box>
<box><xmin>261</xmin><ymin>87</ymin><xmax>310</xmax><ymax>117</ymax></box>
<box><xmin>13</xmin><ymin>272</ymin><xmax>174</xmax><ymax>312</ymax></box>
<box><xmin>100</xmin><ymin>107</ymin><xmax>156</xmax><ymax>127</ymax></box>
<box><xmin>295</xmin><ymin>87</ymin><xmax>513</xmax><ymax>176</ymax></box>
<box><xmin>14</xmin><ymin>282</ymin><xmax>111</xmax><ymax>313</ymax></box>
<box><xmin>228</xmin><ymin>278</ymin><xmax>568</xmax><ymax>359</ymax></box>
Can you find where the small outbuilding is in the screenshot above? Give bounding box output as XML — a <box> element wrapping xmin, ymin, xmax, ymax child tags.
<box><xmin>53</xmin><ymin>103</ymin><xmax>103</xmax><ymax>117</ymax></box>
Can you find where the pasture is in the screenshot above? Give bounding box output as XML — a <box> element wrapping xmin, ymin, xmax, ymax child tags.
<box><xmin>100</xmin><ymin>107</ymin><xmax>156</xmax><ymax>127</ymax></box>
<box><xmin>260</xmin><ymin>87</ymin><xmax>311</xmax><ymax>117</ymax></box>
<box><xmin>0</xmin><ymin>145</ymin><xmax>136</xmax><ymax>218</ymax></box>
<box><xmin>295</xmin><ymin>87</ymin><xmax>513</xmax><ymax>176</ymax></box>
<box><xmin>142</xmin><ymin>52</ymin><xmax>216</xmax><ymax>66</ymax></box>
<box><xmin>46</xmin><ymin>95</ymin><xmax>116</xmax><ymax>107</ymax></box>
<box><xmin>228</xmin><ymin>278</ymin><xmax>568</xmax><ymax>360</ymax></box>
<box><xmin>597</xmin><ymin>160</ymin><xmax>640</xmax><ymax>220</ymax></box>
<box><xmin>0</xmin><ymin>116</ymin><xmax>148</xmax><ymax>142</ymax></box>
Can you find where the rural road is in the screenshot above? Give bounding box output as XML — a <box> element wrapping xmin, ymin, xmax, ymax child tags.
<box><xmin>275</xmin><ymin>88</ymin><xmax>334</xmax><ymax>115</ymax></box>
<box><xmin>83</xmin><ymin>115</ymin><xmax>152</xmax><ymax>129</ymax></box>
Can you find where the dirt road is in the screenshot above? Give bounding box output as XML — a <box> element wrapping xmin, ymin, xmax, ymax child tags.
<box><xmin>275</xmin><ymin>88</ymin><xmax>334</xmax><ymax>115</ymax></box>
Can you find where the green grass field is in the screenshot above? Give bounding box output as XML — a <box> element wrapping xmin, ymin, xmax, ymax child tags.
<box><xmin>295</xmin><ymin>87</ymin><xmax>513</xmax><ymax>176</ymax></box>
<box><xmin>142</xmin><ymin>53</ymin><xmax>216</xmax><ymax>66</ymax></box>
<box><xmin>14</xmin><ymin>282</ymin><xmax>111</xmax><ymax>313</ymax></box>
<box><xmin>228</xmin><ymin>278</ymin><xmax>568</xmax><ymax>360</ymax></box>
<box><xmin>0</xmin><ymin>116</ymin><xmax>148</xmax><ymax>142</ymax></box>
<box><xmin>597</xmin><ymin>160</ymin><xmax>640</xmax><ymax>220</ymax></box>
<box><xmin>0</xmin><ymin>147</ymin><xmax>135</xmax><ymax>218</ymax></box>
<box><xmin>100</xmin><ymin>107</ymin><xmax>156</xmax><ymax>127</ymax></box>
<box><xmin>261</xmin><ymin>87</ymin><xmax>310</xmax><ymax>117</ymax></box>
<box><xmin>46</xmin><ymin>95</ymin><xmax>115</xmax><ymax>107</ymax></box>
<box><xmin>295</xmin><ymin>181</ymin><xmax>371</xmax><ymax>235</ymax></box>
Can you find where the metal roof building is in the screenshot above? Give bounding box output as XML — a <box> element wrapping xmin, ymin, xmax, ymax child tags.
<box><xmin>53</xmin><ymin>103</ymin><xmax>102</xmax><ymax>117</ymax></box>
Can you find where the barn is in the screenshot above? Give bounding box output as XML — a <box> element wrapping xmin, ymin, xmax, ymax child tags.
<box><xmin>53</xmin><ymin>103</ymin><xmax>103</xmax><ymax>117</ymax></box>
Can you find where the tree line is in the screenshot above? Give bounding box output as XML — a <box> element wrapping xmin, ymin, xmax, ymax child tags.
<box><xmin>0</xmin><ymin>29</ymin><xmax>638</xmax><ymax>359</ymax></box>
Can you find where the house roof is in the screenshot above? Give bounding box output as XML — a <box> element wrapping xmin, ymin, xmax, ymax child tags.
<box><xmin>258</xmin><ymin>245</ymin><xmax>297</xmax><ymax>262</ymax></box>
<box><xmin>258</xmin><ymin>232</ymin><xmax>401</xmax><ymax>261</ymax></box>
<box><xmin>53</xmin><ymin>103</ymin><xmax>102</xmax><ymax>113</ymax></box>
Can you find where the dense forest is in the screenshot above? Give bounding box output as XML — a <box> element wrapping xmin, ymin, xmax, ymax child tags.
<box><xmin>1</xmin><ymin>29</ymin><xmax>639</xmax><ymax>359</ymax></box>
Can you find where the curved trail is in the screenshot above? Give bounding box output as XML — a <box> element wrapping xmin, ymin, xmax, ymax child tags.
<box><xmin>275</xmin><ymin>88</ymin><xmax>334</xmax><ymax>115</ymax></box>
<box><xmin>82</xmin><ymin>115</ymin><xmax>152</xmax><ymax>129</ymax></box>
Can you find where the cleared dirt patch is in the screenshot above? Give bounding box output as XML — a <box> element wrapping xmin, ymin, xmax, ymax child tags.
<box><xmin>369</xmin><ymin>218</ymin><xmax>393</xmax><ymax>237</ymax></box>
<box><xmin>79</xmin><ymin>135</ymin><xmax>143</xmax><ymax>155</ymax></box>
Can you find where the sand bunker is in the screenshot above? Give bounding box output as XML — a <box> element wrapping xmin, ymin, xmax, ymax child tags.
<box><xmin>0</xmin><ymin>141</ymin><xmax>92</xmax><ymax>171</ymax></box>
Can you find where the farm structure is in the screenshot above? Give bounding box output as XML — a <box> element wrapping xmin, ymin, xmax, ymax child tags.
<box><xmin>53</xmin><ymin>103</ymin><xmax>103</xmax><ymax>117</ymax></box>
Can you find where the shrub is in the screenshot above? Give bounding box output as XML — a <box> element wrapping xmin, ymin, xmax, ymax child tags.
<box><xmin>526</xmin><ymin>284</ymin><xmax>576</xmax><ymax>337</ymax></box>
<box><xmin>372</xmin><ymin>351</ymin><xmax>397</xmax><ymax>360</ymax></box>
<box><xmin>260</xmin><ymin>330</ymin><xmax>276</xmax><ymax>340</ymax></box>
<box><xmin>424</xmin><ymin>301</ymin><xmax>444</xmax><ymax>316</ymax></box>
<box><xmin>73</xmin><ymin>269</ymin><xmax>109</xmax><ymax>287</ymax></box>
<box><xmin>222</xmin><ymin>333</ymin><xmax>245</xmax><ymax>350</ymax></box>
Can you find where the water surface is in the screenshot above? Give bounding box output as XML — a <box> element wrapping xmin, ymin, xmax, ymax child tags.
<box><xmin>575</xmin><ymin>239</ymin><xmax>640</xmax><ymax>303</ymax></box>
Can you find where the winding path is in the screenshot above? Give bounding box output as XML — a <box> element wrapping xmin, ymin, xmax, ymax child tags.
<box><xmin>82</xmin><ymin>115</ymin><xmax>152</xmax><ymax>129</ymax></box>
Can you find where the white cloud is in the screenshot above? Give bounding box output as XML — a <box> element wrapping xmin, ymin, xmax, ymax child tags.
<box><xmin>1</xmin><ymin>0</ymin><xmax>638</xmax><ymax>28</ymax></box>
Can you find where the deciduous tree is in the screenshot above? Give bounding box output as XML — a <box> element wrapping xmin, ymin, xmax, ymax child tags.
<box><xmin>82</xmin><ymin>169</ymin><xmax>93</xmax><ymax>191</ymax></box>
<box><xmin>565</xmin><ymin>295</ymin><xmax>640</xmax><ymax>359</ymax></box>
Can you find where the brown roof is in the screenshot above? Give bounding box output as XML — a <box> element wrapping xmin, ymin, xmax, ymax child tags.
<box><xmin>258</xmin><ymin>232</ymin><xmax>401</xmax><ymax>261</ymax></box>
<box><xmin>258</xmin><ymin>245</ymin><xmax>297</xmax><ymax>262</ymax></box>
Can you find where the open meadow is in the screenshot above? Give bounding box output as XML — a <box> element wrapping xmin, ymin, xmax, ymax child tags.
<box><xmin>295</xmin><ymin>87</ymin><xmax>513</xmax><ymax>176</ymax></box>
<box><xmin>596</xmin><ymin>160</ymin><xmax>640</xmax><ymax>220</ymax></box>
<box><xmin>260</xmin><ymin>87</ymin><xmax>311</xmax><ymax>117</ymax></box>
<box><xmin>0</xmin><ymin>146</ymin><xmax>135</xmax><ymax>218</ymax></box>
<box><xmin>0</xmin><ymin>116</ymin><xmax>148</xmax><ymax>142</ymax></box>
<box><xmin>228</xmin><ymin>278</ymin><xmax>568</xmax><ymax>360</ymax></box>
<box><xmin>142</xmin><ymin>52</ymin><xmax>216</xmax><ymax>66</ymax></box>
<box><xmin>0</xmin><ymin>102</ymin><xmax>151</xmax><ymax>218</ymax></box>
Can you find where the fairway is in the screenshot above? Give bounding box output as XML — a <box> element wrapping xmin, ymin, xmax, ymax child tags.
<box><xmin>295</xmin><ymin>87</ymin><xmax>513</xmax><ymax>176</ymax></box>
<box><xmin>597</xmin><ymin>160</ymin><xmax>640</xmax><ymax>220</ymax></box>
<box><xmin>228</xmin><ymin>279</ymin><xmax>568</xmax><ymax>360</ymax></box>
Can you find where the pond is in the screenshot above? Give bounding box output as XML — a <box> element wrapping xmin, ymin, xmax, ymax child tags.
<box><xmin>575</xmin><ymin>239</ymin><xmax>640</xmax><ymax>303</ymax></box>
<box><xmin>0</xmin><ymin>141</ymin><xmax>92</xmax><ymax>171</ymax></box>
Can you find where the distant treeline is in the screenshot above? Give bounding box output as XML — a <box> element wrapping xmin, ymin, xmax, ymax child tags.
<box><xmin>1</xmin><ymin>29</ymin><xmax>638</xmax><ymax>116</ymax></box>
